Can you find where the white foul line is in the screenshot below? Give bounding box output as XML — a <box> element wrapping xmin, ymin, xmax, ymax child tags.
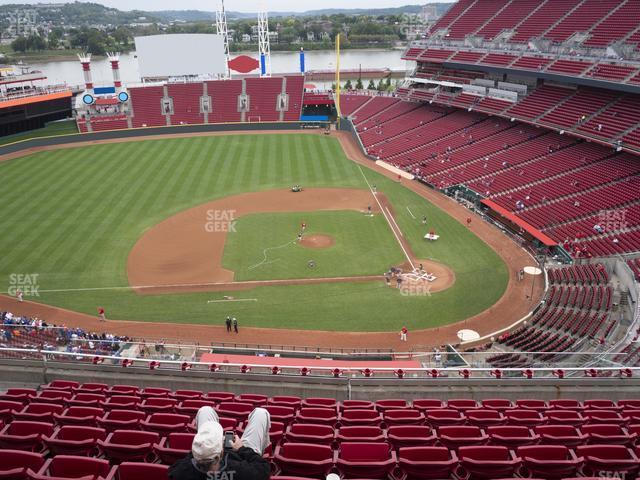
<box><xmin>386</xmin><ymin>207</ymin><xmax>403</xmax><ymax>237</ymax></box>
<box><xmin>406</xmin><ymin>206</ymin><xmax>416</xmax><ymax>219</ymax></box>
<box><xmin>207</xmin><ymin>298</ymin><xmax>258</xmax><ymax>304</ymax></box>
<box><xmin>356</xmin><ymin>164</ymin><xmax>414</xmax><ymax>270</ymax></box>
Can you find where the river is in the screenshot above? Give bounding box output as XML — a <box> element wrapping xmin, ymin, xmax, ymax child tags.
<box><xmin>29</xmin><ymin>49</ymin><xmax>410</xmax><ymax>87</ymax></box>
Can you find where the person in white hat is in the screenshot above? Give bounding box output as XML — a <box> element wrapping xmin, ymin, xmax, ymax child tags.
<box><xmin>169</xmin><ymin>406</ymin><xmax>271</xmax><ymax>480</ymax></box>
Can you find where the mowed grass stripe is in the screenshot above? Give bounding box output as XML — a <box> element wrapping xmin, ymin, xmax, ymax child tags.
<box><xmin>2</xmin><ymin>147</ymin><xmax>114</xmax><ymax>272</ymax></box>
<box><xmin>44</xmin><ymin>141</ymin><xmax>167</xmax><ymax>278</ymax></box>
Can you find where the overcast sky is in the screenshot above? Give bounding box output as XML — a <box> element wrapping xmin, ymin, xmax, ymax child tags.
<box><xmin>0</xmin><ymin>1</ymin><xmax>447</xmax><ymax>12</ymax></box>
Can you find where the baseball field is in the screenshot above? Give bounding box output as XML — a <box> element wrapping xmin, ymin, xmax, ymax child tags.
<box><xmin>0</xmin><ymin>132</ymin><xmax>509</xmax><ymax>333</ymax></box>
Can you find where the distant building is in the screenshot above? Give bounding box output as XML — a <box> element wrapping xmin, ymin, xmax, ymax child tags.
<box><xmin>241</xmin><ymin>33</ymin><xmax>251</xmax><ymax>43</ymax></box>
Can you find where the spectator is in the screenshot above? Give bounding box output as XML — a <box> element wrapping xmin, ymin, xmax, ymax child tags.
<box><xmin>169</xmin><ymin>406</ymin><xmax>271</xmax><ymax>480</ymax></box>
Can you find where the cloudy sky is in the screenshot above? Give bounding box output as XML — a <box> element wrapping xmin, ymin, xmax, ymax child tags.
<box><xmin>0</xmin><ymin>0</ymin><xmax>446</xmax><ymax>12</ymax></box>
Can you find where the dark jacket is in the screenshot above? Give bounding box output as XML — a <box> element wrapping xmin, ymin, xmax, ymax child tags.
<box><xmin>169</xmin><ymin>449</ymin><xmax>270</xmax><ymax>480</ymax></box>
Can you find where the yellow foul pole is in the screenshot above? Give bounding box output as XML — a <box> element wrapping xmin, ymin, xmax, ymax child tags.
<box><xmin>335</xmin><ymin>33</ymin><xmax>341</xmax><ymax>126</ymax></box>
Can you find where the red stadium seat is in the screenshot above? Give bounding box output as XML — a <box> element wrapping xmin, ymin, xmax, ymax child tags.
<box><xmin>383</xmin><ymin>409</ymin><xmax>424</xmax><ymax>426</ymax></box>
<box><xmin>42</xmin><ymin>425</ymin><xmax>106</xmax><ymax>456</ymax></box>
<box><xmin>140</xmin><ymin>413</ymin><xmax>190</xmax><ymax>435</ymax></box>
<box><xmin>458</xmin><ymin>446</ymin><xmax>520</xmax><ymax>479</ymax></box>
<box><xmin>577</xmin><ymin>445</ymin><xmax>640</xmax><ymax>477</ymax></box>
<box><xmin>33</xmin><ymin>391</ymin><xmax>73</xmax><ymax>405</ymax></box>
<box><xmin>40</xmin><ymin>381</ymin><xmax>79</xmax><ymax>392</ymax></box>
<box><xmin>301</xmin><ymin>398</ymin><xmax>337</xmax><ymax>410</ymax></box>
<box><xmin>139</xmin><ymin>387</ymin><xmax>171</xmax><ymax>398</ymax></box>
<box><xmin>67</xmin><ymin>393</ymin><xmax>106</xmax><ymax>408</ymax></box>
<box><xmin>518</xmin><ymin>445</ymin><xmax>582</xmax><ymax>479</ymax></box>
<box><xmin>339</xmin><ymin>409</ymin><xmax>383</xmax><ymax>427</ymax></box>
<box><xmin>170</xmin><ymin>390</ymin><xmax>203</xmax><ymax>401</ymax></box>
<box><xmin>581</xmin><ymin>424</ymin><xmax>636</xmax><ymax>445</ymax></box>
<box><xmin>487</xmin><ymin>425</ymin><xmax>539</xmax><ymax>447</ymax></box>
<box><xmin>438</xmin><ymin>426</ymin><xmax>489</xmax><ymax>450</ymax></box>
<box><xmin>535</xmin><ymin>425</ymin><xmax>587</xmax><ymax>447</ymax></box>
<box><xmin>98</xmin><ymin>429</ymin><xmax>159</xmax><ymax>463</ymax></box>
<box><xmin>0</xmin><ymin>421</ymin><xmax>54</xmax><ymax>452</ymax></box>
<box><xmin>505</xmin><ymin>409</ymin><xmax>548</xmax><ymax>427</ymax></box>
<box><xmin>117</xmin><ymin>462</ymin><xmax>168</xmax><ymax>480</ymax></box>
<box><xmin>619</xmin><ymin>400</ymin><xmax>640</xmax><ymax>410</ymax></box>
<box><xmin>269</xmin><ymin>396</ymin><xmax>302</xmax><ymax>409</ymax></box>
<box><xmin>175</xmin><ymin>399</ymin><xmax>217</xmax><ymax>418</ymax></box>
<box><xmin>467</xmin><ymin>409</ymin><xmax>506</xmax><ymax>427</ymax></box>
<box><xmin>0</xmin><ymin>400</ymin><xmax>23</xmax><ymax>422</ymax></box>
<box><xmin>105</xmin><ymin>385</ymin><xmax>140</xmax><ymax>396</ymax></box>
<box><xmin>481</xmin><ymin>399</ymin><xmax>513</xmax><ymax>412</ymax></box>
<box><xmin>425</xmin><ymin>409</ymin><xmax>466</xmax><ymax>427</ymax></box>
<box><xmin>284</xmin><ymin>423</ymin><xmax>334</xmax><ymax>444</ymax></box>
<box><xmin>583</xmin><ymin>409</ymin><xmax>626</xmax><ymax>425</ymax></box>
<box><xmin>28</xmin><ymin>455</ymin><xmax>114</xmax><ymax>480</ymax></box>
<box><xmin>296</xmin><ymin>408</ymin><xmax>337</xmax><ymax>426</ymax></box>
<box><xmin>341</xmin><ymin>400</ymin><xmax>375</xmax><ymax>410</ymax></box>
<box><xmin>0</xmin><ymin>449</ymin><xmax>44</xmax><ymax>480</ymax></box>
<box><xmin>447</xmin><ymin>399</ymin><xmax>478</xmax><ymax>411</ymax></box>
<box><xmin>515</xmin><ymin>399</ymin><xmax>548</xmax><ymax>412</ymax></box>
<box><xmin>216</xmin><ymin>402</ymin><xmax>254</xmax><ymax>422</ymax></box>
<box><xmin>97</xmin><ymin>410</ymin><xmax>145</xmax><ymax>432</ymax></box>
<box><xmin>412</xmin><ymin>399</ymin><xmax>445</xmax><ymax>411</ymax></box>
<box><xmin>335</xmin><ymin>442</ymin><xmax>396</xmax><ymax>479</ymax></box>
<box><xmin>236</xmin><ymin>394</ymin><xmax>268</xmax><ymax>406</ymax></box>
<box><xmin>0</xmin><ymin>389</ymin><xmax>36</xmax><ymax>404</ymax></box>
<box><xmin>335</xmin><ymin>426</ymin><xmax>386</xmax><ymax>443</ymax></box>
<box><xmin>76</xmin><ymin>383</ymin><xmax>108</xmax><ymax>394</ymax></box>
<box><xmin>102</xmin><ymin>396</ymin><xmax>140</xmax><ymax>411</ymax></box>
<box><xmin>546</xmin><ymin>409</ymin><xmax>586</xmax><ymax>426</ymax></box>
<box><xmin>273</xmin><ymin>443</ymin><xmax>334</xmax><ymax>478</ymax></box>
<box><xmin>13</xmin><ymin>403</ymin><xmax>63</xmax><ymax>422</ymax></box>
<box><xmin>53</xmin><ymin>406</ymin><xmax>103</xmax><ymax>427</ymax></box>
<box><xmin>138</xmin><ymin>398</ymin><xmax>177</xmax><ymax>415</ymax></box>
<box><xmin>397</xmin><ymin>446</ymin><xmax>458</xmax><ymax>480</ymax></box>
<box><xmin>584</xmin><ymin>399</ymin><xmax>621</xmax><ymax>411</ymax></box>
<box><xmin>548</xmin><ymin>399</ymin><xmax>583</xmax><ymax>410</ymax></box>
<box><xmin>375</xmin><ymin>399</ymin><xmax>409</xmax><ymax>411</ymax></box>
<box><xmin>153</xmin><ymin>432</ymin><xmax>194</xmax><ymax>465</ymax></box>
<box><xmin>387</xmin><ymin>425</ymin><xmax>437</xmax><ymax>449</ymax></box>
<box><xmin>203</xmin><ymin>392</ymin><xmax>235</xmax><ymax>402</ymax></box>
<box><xmin>265</xmin><ymin>405</ymin><xmax>296</xmax><ymax>425</ymax></box>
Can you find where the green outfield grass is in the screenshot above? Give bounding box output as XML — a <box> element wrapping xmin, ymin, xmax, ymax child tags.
<box><xmin>0</xmin><ymin>133</ymin><xmax>508</xmax><ymax>331</ymax></box>
<box><xmin>223</xmin><ymin>211</ymin><xmax>405</xmax><ymax>281</ymax></box>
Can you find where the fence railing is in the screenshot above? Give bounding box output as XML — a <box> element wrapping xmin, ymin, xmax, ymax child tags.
<box><xmin>2</xmin><ymin>347</ymin><xmax>638</xmax><ymax>379</ymax></box>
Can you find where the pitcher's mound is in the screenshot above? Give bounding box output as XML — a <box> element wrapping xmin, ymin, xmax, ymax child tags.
<box><xmin>300</xmin><ymin>234</ymin><xmax>335</xmax><ymax>249</ymax></box>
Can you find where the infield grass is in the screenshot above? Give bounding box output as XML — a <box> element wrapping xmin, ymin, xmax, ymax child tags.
<box><xmin>0</xmin><ymin>133</ymin><xmax>508</xmax><ymax>332</ymax></box>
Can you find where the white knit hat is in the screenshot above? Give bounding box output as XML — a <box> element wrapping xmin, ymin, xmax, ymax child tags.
<box><xmin>192</xmin><ymin>421</ymin><xmax>224</xmax><ymax>463</ymax></box>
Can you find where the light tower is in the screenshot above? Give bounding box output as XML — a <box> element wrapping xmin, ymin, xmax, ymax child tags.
<box><xmin>77</xmin><ymin>53</ymin><xmax>93</xmax><ymax>91</ymax></box>
<box><xmin>215</xmin><ymin>0</ymin><xmax>231</xmax><ymax>78</ymax></box>
<box><xmin>258</xmin><ymin>8</ymin><xmax>272</xmax><ymax>77</ymax></box>
<box><xmin>107</xmin><ymin>52</ymin><xmax>122</xmax><ymax>89</ymax></box>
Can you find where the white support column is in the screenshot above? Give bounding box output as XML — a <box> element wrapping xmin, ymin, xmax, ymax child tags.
<box><xmin>216</xmin><ymin>0</ymin><xmax>231</xmax><ymax>78</ymax></box>
<box><xmin>258</xmin><ymin>10</ymin><xmax>272</xmax><ymax>77</ymax></box>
